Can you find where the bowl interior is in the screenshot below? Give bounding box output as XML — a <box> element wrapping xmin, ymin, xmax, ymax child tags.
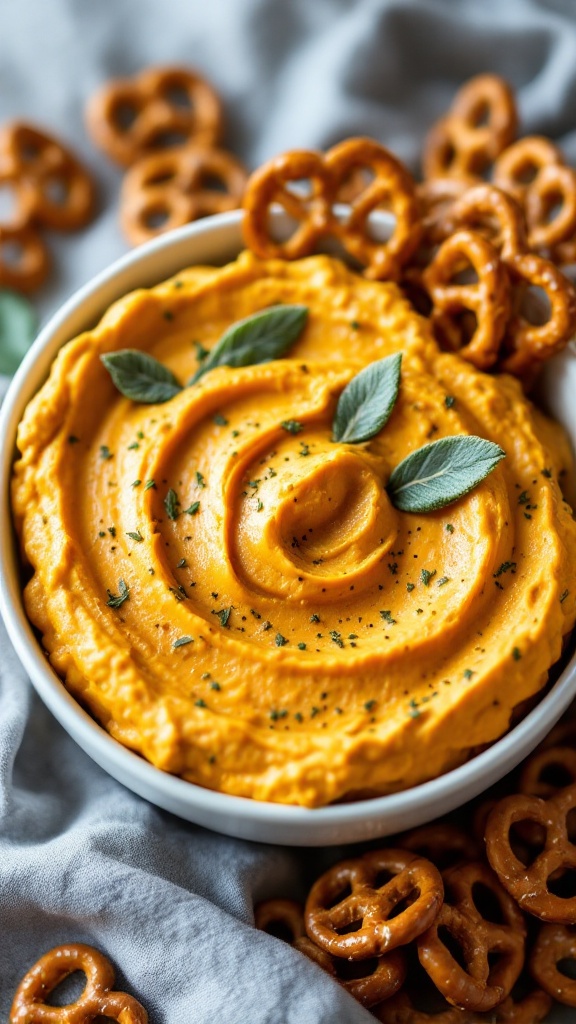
<box><xmin>2</xmin><ymin>210</ymin><xmax>576</xmax><ymax>847</ymax></box>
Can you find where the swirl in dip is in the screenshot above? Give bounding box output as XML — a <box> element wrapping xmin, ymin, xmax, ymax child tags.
<box><xmin>12</xmin><ymin>254</ymin><xmax>576</xmax><ymax>807</ymax></box>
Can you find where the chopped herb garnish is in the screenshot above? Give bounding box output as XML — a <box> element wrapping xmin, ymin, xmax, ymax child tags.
<box><xmin>437</xmin><ymin>576</ymin><xmax>450</xmax><ymax>587</ymax></box>
<box><xmin>144</xmin><ymin>479</ymin><xmax>156</xmax><ymax>490</ymax></box>
<box><xmin>108</xmin><ymin>526</ymin><xmax>116</xmax><ymax>537</ymax></box>
<box><xmin>294</xmin><ymin>712</ymin><xmax>304</xmax><ymax>723</ymax></box>
<box><xmin>196</xmin><ymin>471</ymin><xmax>206</xmax><ymax>489</ymax></box>
<box><xmin>173</xmin><ymin>636</ymin><xmax>193</xmax><ymax>648</ymax></box>
<box><xmin>329</xmin><ymin>630</ymin><xmax>344</xmax><ymax>648</ymax></box>
<box><xmin>518</xmin><ymin>491</ymin><xmax>530</xmax><ymax>505</ymax></box>
<box><xmin>126</xmin><ymin>530</ymin><xmax>143</xmax><ymax>542</ymax></box>
<box><xmin>195</xmin><ymin>699</ymin><xmax>207</xmax><ymax>708</ymax></box>
<box><xmin>408</xmin><ymin>706</ymin><xmax>421</xmax><ymax>719</ymax></box>
<box><xmin>463</xmin><ymin>668</ymin><xmax>474</xmax><ymax>679</ymax></box>
<box><xmin>176</xmin><ymin>558</ymin><xmax>187</xmax><ymax>568</ymax></box>
<box><xmin>388</xmin><ymin>562</ymin><xmax>398</xmax><ymax>575</ymax></box>
<box><xmin>164</xmin><ymin>488</ymin><xmax>180</xmax><ymax>520</ymax></box>
<box><xmin>275</xmin><ymin>633</ymin><xmax>288</xmax><ymax>647</ymax></box>
<box><xmin>297</xmin><ymin>642</ymin><xmax>307</xmax><ymax>650</ymax></box>
<box><xmin>281</xmin><ymin>420</ymin><xmax>303</xmax><ymax>434</ymax></box>
<box><xmin>444</xmin><ymin>395</ymin><xmax>456</xmax><ymax>409</ymax></box>
<box><xmin>446</xmin><ymin>524</ymin><xmax>454</xmax><ymax>534</ymax></box>
<box><xmin>106</xmin><ymin>579</ymin><xmax>129</xmax><ymax>609</ymax></box>
<box><xmin>131</xmin><ymin>479</ymin><xmax>141</xmax><ymax>488</ymax></box>
<box><xmin>210</xmin><ymin>681</ymin><xmax>221</xmax><ymax>691</ymax></box>
<box><xmin>215</xmin><ymin>607</ymin><xmax>232</xmax><ymax>628</ymax></box>
<box><xmin>493</xmin><ymin>561</ymin><xmax>517</xmax><ymax>578</ymax></box>
<box><xmin>364</xmin><ymin>700</ymin><xmax>377</xmax><ymax>712</ymax></box>
<box><xmin>213</xmin><ymin>413</ymin><xmax>228</xmax><ymax>426</ymax></box>
<box><xmin>512</xmin><ymin>646</ymin><xmax>522</xmax><ymax>661</ymax></box>
<box><xmin>256</xmin><ymin>499</ymin><xmax>264</xmax><ymax>511</ymax></box>
<box><xmin>310</xmin><ymin>614</ymin><xmax>320</xmax><ymax>623</ymax></box>
<box><xmin>100</xmin><ymin>445</ymin><xmax>113</xmax><ymax>460</ymax></box>
<box><xmin>416</xmin><ymin>608</ymin><xmax>423</xmax><ymax>615</ymax></box>
<box><xmin>406</xmin><ymin>582</ymin><xmax>415</xmax><ymax>592</ymax></box>
<box><xmin>380</xmin><ymin>610</ymin><xmax>396</xmax><ymax>625</ymax></box>
<box><xmin>542</xmin><ymin>468</ymin><xmax>552</xmax><ymax>479</ymax></box>
<box><xmin>421</xmin><ymin>569</ymin><xmax>437</xmax><ymax>586</ymax></box>
<box><xmin>194</xmin><ymin>341</ymin><xmax>209</xmax><ymax>361</ymax></box>
<box><xmin>262</xmin><ymin>620</ymin><xmax>272</xmax><ymax>631</ymax></box>
<box><xmin>68</xmin><ymin>435</ymin><xmax>80</xmax><ymax>444</ymax></box>
<box><xmin>184</xmin><ymin>501</ymin><xmax>200</xmax><ymax>515</ymax></box>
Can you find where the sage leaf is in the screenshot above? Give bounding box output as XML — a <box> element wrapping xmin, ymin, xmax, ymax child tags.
<box><xmin>332</xmin><ymin>353</ymin><xmax>402</xmax><ymax>444</ymax></box>
<box><xmin>387</xmin><ymin>435</ymin><xmax>505</xmax><ymax>513</ymax></box>
<box><xmin>101</xmin><ymin>350</ymin><xmax>183</xmax><ymax>404</ymax></box>
<box><xmin>106</xmin><ymin>579</ymin><xmax>130</xmax><ymax>609</ymax></box>
<box><xmin>188</xmin><ymin>304</ymin><xmax>308</xmax><ymax>384</ymax></box>
<box><xmin>0</xmin><ymin>289</ymin><xmax>38</xmax><ymax>376</ymax></box>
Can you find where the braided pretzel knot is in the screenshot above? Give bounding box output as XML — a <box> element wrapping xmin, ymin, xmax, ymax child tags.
<box><xmin>421</xmin><ymin>229</ymin><xmax>511</xmax><ymax>369</ymax></box>
<box><xmin>416</xmin><ymin>861</ymin><xmax>526</xmax><ymax>1012</ymax></box>
<box><xmin>0</xmin><ymin>123</ymin><xmax>95</xmax><ymax>231</ymax></box>
<box><xmin>242</xmin><ymin>138</ymin><xmax>421</xmax><ymax>280</ymax></box>
<box><xmin>399</xmin><ymin>823</ymin><xmax>481</xmax><ymax>870</ymax></box>
<box><xmin>530</xmin><ymin>923</ymin><xmax>576</xmax><ymax>1006</ymax></box>
<box><xmin>524</xmin><ymin>163</ymin><xmax>576</xmax><ymax>253</ymax></box>
<box><xmin>304</xmin><ymin>849</ymin><xmax>443</xmax><ymax>960</ymax></box>
<box><xmin>86</xmin><ymin>66</ymin><xmax>223</xmax><ymax>167</ymax></box>
<box><xmin>493</xmin><ymin>136</ymin><xmax>565</xmax><ymax>204</ymax></box>
<box><xmin>254</xmin><ymin>897</ymin><xmax>405</xmax><ymax>1007</ymax></box>
<box><xmin>9</xmin><ymin>943</ymin><xmax>147</xmax><ymax>1024</ymax></box>
<box><xmin>373</xmin><ymin>986</ymin><xmax>551</xmax><ymax>1022</ymax></box>
<box><xmin>423</xmin><ymin>74</ymin><xmax>517</xmax><ymax>181</ymax></box>
<box><xmin>485</xmin><ymin>784</ymin><xmax>576</xmax><ymax>921</ymax></box>
<box><xmin>120</xmin><ymin>144</ymin><xmax>248</xmax><ymax>245</ymax></box>
<box><xmin>0</xmin><ymin>224</ymin><xmax>50</xmax><ymax>292</ymax></box>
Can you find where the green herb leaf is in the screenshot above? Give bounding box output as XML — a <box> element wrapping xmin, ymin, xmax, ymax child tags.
<box><xmin>106</xmin><ymin>579</ymin><xmax>129</xmax><ymax>609</ymax></box>
<box><xmin>0</xmin><ymin>289</ymin><xmax>38</xmax><ymax>375</ymax></box>
<box><xmin>126</xmin><ymin>530</ymin><xmax>143</xmax><ymax>542</ymax></box>
<box><xmin>101</xmin><ymin>349</ymin><xmax>182</xmax><ymax>404</ymax></box>
<box><xmin>188</xmin><ymin>305</ymin><xmax>308</xmax><ymax>384</ymax></box>
<box><xmin>184</xmin><ymin>501</ymin><xmax>200</xmax><ymax>516</ymax></box>
<box><xmin>164</xmin><ymin>488</ymin><xmax>180</xmax><ymax>520</ymax></box>
<box><xmin>281</xmin><ymin>420</ymin><xmax>303</xmax><ymax>435</ymax></box>
<box><xmin>387</xmin><ymin>435</ymin><xmax>505</xmax><ymax>513</ymax></box>
<box><xmin>332</xmin><ymin>353</ymin><xmax>402</xmax><ymax>444</ymax></box>
<box><xmin>173</xmin><ymin>635</ymin><xmax>193</xmax><ymax>648</ymax></box>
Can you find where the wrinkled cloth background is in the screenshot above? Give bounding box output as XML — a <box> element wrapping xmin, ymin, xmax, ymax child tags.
<box><xmin>2</xmin><ymin>0</ymin><xmax>576</xmax><ymax>1019</ymax></box>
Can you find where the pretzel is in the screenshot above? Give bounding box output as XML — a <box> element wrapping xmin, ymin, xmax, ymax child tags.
<box><xmin>530</xmin><ymin>923</ymin><xmax>576</xmax><ymax>1005</ymax></box>
<box><xmin>294</xmin><ymin>936</ymin><xmax>406</xmax><ymax>1008</ymax></box>
<box><xmin>9</xmin><ymin>943</ymin><xmax>147</xmax><ymax>1024</ymax></box>
<box><xmin>86</xmin><ymin>66</ymin><xmax>223</xmax><ymax>167</ymax></box>
<box><xmin>242</xmin><ymin>138</ymin><xmax>422</xmax><ymax>280</ymax></box>
<box><xmin>520</xmin><ymin>745</ymin><xmax>576</xmax><ymax>801</ymax></box>
<box><xmin>0</xmin><ymin>223</ymin><xmax>50</xmax><ymax>292</ymax></box>
<box><xmin>417</xmin><ymin>861</ymin><xmax>526</xmax><ymax>1012</ymax></box>
<box><xmin>493</xmin><ymin>136</ymin><xmax>565</xmax><ymax>205</ymax></box>
<box><xmin>120</xmin><ymin>144</ymin><xmax>248</xmax><ymax>245</ymax></box>
<box><xmin>421</xmin><ymin>229</ymin><xmax>511</xmax><ymax>369</ymax></box>
<box><xmin>423</xmin><ymin>74</ymin><xmax>517</xmax><ymax>180</ymax></box>
<box><xmin>524</xmin><ymin>163</ymin><xmax>576</xmax><ymax>252</ymax></box>
<box><xmin>254</xmin><ymin>898</ymin><xmax>306</xmax><ymax>942</ymax></box>
<box><xmin>374</xmin><ymin>987</ymin><xmax>551</xmax><ymax>1022</ymax></box>
<box><xmin>442</xmin><ymin>183</ymin><xmax>527</xmax><ymax>260</ymax></box>
<box><xmin>416</xmin><ymin>177</ymin><xmax>471</xmax><ymax>246</ymax></box>
<box><xmin>485</xmin><ymin>783</ymin><xmax>576</xmax><ymax>921</ymax></box>
<box><xmin>0</xmin><ymin>123</ymin><xmax>95</xmax><ymax>231</ymax></box>
<box><xmin>498</xmin><ymin>251</ymin><xmax>576</xmax><ymax>375</ymax></box>
<box><xmin>304</xmin><ymin>848</ymin><xmax>443</xmax><ymax>960</ymax></box>
<box><xmin>541</xmin><ymin>716</ymin><xmax>576</xmax><ymax>751</ymax></box>
<box><xmin>399</xmin><ymin>823</ymin><xmax>481</xmax><ymax>870</ymax></box>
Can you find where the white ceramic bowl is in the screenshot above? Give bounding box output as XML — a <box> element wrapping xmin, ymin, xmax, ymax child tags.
<box><xmin>2</xmin><ymin>210</ymin><xmax>576</xmax><ymax>847</ymax></box>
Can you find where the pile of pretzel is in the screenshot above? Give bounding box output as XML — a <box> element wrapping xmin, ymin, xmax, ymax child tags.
<box><xmin>256</xmin><ymin>714</ymin><xmax>576</xmax><ymax>1021</ymax></box>
<box><xmin>242</xmin><ymin>74</ymin><xmax>576</xmax><ymax>383</ymax></box>
<box><xmin>86</xmin><ymin>65</ymin><xmax>248</xmax><ymax>246</ymax></box>
<box><xmin>0</xmin><ymin>122</ymin><xmax>95</xmax><ymax>292</ymax></box>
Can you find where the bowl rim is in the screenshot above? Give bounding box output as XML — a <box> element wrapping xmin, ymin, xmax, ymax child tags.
<box><xmin>2</xmin><ymin>209</ymin><xmax>576</xmax><ymax>838</ymax></box>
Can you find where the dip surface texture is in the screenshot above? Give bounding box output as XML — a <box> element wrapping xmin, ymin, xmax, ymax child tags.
<box><xmin>12</xmin><ymin>253</ymin><xmax>576</xmax><ymax>806</ymax></box>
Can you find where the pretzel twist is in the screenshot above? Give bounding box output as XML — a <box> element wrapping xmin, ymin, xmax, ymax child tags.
<box><xmin>423</xmin><ymin>74</ymin><xmax>518</xmax><ymax>180</ymax></box>
<box><xmin>399</xmin><ymin>823</ymin><xmax>481</xmax><ymax>870</ymax></box>
<box><xmin>242</xmin><ymin>138</ymin><xmax>422</xmax><ymax>280</ymax></box>
<box><xmin>0</xmin><ymin>223</ymin><xmax>50</xmax><ymax>292</ymax></box>
<box><xmin>524</xmin><ymin>163</ymin><xmax>576</xmax><ymax>252</ymax></box>
<box><xmin>86</xmin><ymin>66</ymin><xmax>223</xmax><ymax>167</ymax></box>
<box><xmin>421</xmin><ymin>229</ymin><xmax>511</xmax><ymax>369</ymax></box>
<box><xmin>492</xmin><ymin>136</ymin><xmax>565</xmax><ymax>205</ymax></box>
<box><xmin>530</xmin><ymin>923</ymin><xmax>576</xmax><ymax>1006</ymax></box>
<box><xmin>304</xmin><ymin>849</ymin><xmax>443</xmax><ymax>960</ymax></box>
<box><xmin>416</xmin><ymin>861</ymin><xmax>526</xmax><ymax>1012</ymax></box>
<box><xmin>9</xmin><ymin>944</ymin><xmax>147</xmax><ymax>1024</ymax></box>
<box><xmin>0</xmin><ymin>122</ymin><xmax>95</xmax><ymax>231</ymax></box>
<box><xmin>120</xmin><ymin>144</ymin><xmax>248</xmax><ymax>245</ymax></box>
<box><xmin>254</xmin><ymin>898</ymin><xmax>306</xmax><ymax>942</ymax></box>
<box><xmin>485</xmin><ymin>784</ymin><xmax>576</xmax><ymax>921</ymax></box>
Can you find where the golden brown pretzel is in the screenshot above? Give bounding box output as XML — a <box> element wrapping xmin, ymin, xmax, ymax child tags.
<box><xmin>242</xmin><ymin>138</ymin><xmax>421</xmax><ymax>279</ymax></box>
<box><xmin>254</xmin><ymin>898</ymin><xmax>306</xmax><ymax>942</ymax></box>
<box><xmin>325</xmin><ymin>137</ymin><xmax>423</xmax><ymax>280</ymax></box>
<box><xmin>485</xmin><ymin>783</ymin><xmax>576</xmax><ymax>921</ymax></box>
<box><xmin>0</xmin><ymin>122</ymin><xmax>95</xmax><ymax>231</ymax></box>
<box><xmin>304</xmin><ymin>848</ymin><xmax>443</xmax><ymax>960</ymax></box>
<box><xmin>530</xmin><ymin>923</ymin><xmax>576</xmax><ymax>1005</ymax></box>
<box><xmin>421</xmin><ymin>229</ymin><xmax>511</xmax><ymax>369</ymax></box>
<box><xmin>493</xmin><ymin>135</ymin><xmax>565</xmax><ymax>204</ymax></box>
<box><xmin>416</xmin><ymin>177</ymin><xmax>471</xmax><ymax>246</ymax></box>
<box><xmin>524</xmin><ymin>163</ymin><xmax>576</xmax><ymax>252</ymax></box>
<box><xmin>9</xmin><ymin>943</ymin><xmax>148</xmax><ymax>1024</ymax></box>
<box><xmin>120</xmin><ymin>144</ymin><xmax>248</xmax><ymax>245</ymax></box>
<box><xmin>294</xmin><ymin>936</ymin><xmax>406</xmax><ymax>1008</ymax></box>
<box><xmin>443</xmin><ymin>183</ymin><xmax>527</xmax><ymax>260</ymax></box>
<box><xmin>0</xmin><ymin>223</ymin><xmax>50</xmax><ymax>292</ymax></box>
<box><xmin>399</xmin><ymin>823</ymin><xmax>481</xmax><ymax>870</ymax></box>
<box><xmin>417</xmin><ymin>861</ymin><xmax>526</xmax><ymax>1012</ymax></box>
<box><xmin>498</xmin><ymin>251</ymin><xmax>576</xmax><ymax>375</ymax></box>
<box><xmin>423</xmin><ymin>74</ymin><xmax>518</xmax><ymax>180</ymax></box>
<box><xmin>242</xmin><ymin>149</ymin><xmax>334</xmax><ymax>260</ymax></box>
<box><xmin>86</xmin><ymin>66</ymin><xmax>223</xmax><ymax>167</ymax></box>
<box><xmin>520</xmin><ymin>745</ymin><xmax>576</xmax><ymax>801</ymax></box>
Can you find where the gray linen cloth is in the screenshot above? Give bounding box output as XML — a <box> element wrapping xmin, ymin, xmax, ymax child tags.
<box><xmin>1</xmin><ymin>0</ymin><xmax>576</xmax><ymax>1019</ymax></box>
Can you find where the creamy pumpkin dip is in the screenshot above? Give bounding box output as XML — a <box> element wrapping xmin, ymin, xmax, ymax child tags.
<box><xmin>12</xmin><ymin>253</ymin><xmax>576</xmax><ymax>806</ymax></box>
